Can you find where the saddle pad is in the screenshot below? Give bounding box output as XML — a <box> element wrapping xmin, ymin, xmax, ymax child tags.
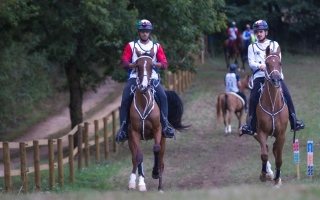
<box><xmin>228</xmin><ymin>92</ymin><xmax>245</xmax><ymax>106</ymax></box>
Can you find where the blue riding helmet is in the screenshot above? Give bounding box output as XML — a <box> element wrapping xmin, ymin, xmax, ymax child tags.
<box><xmin>253</xmin><ymin>20</ymin><xmax>268</xmax><ymax>31</ymax></box>
<box><xmin>137</xmin><ymin>19</ymin><xmax>153</xmax><ymax>31</ymax></box>
<box><xmin>230</xmin><ymin>64</ymin><xmax>237</xmax><ymax>70</ymax></box>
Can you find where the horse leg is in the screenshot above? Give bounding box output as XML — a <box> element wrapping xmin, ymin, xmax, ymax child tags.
<box><xmin>151</xmin><ymin>131</ymin><xmax>164</xmax><ymax>192</ymax></box>
<box><xmin>272</xmin><ymin>134</ymin><xmax>285</xmax><ymax>188</ymax></box>
<box><xmin>128</xmin><ymin>135</ymin><xmax>138</xmax><ymax>190</ymax></box>
<box><xmin>158</xmin><ymin>138</ymin><xmax>166</xmax><ymax>192</ymax></box>
<box><xmin>223</xmin><ymin>110</ymin><xmax>229</xmax><ymax>134</ymax></box>
<box><xmin>256</xmin><ymin>135</ymin><xmax>274</xmax><ymax>182</ymax></box>
<box><xmin>227</xmin><ymin>111</ymin><xmax>233</xmax><ymax>134</ymax></box>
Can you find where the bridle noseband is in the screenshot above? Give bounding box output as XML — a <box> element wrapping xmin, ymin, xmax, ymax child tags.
<box><xmin>264</xmin><ymin>54</ymin><xmax>282</xmax><ymax>88</ymax></box>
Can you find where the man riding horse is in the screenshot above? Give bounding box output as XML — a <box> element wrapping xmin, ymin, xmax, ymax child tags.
<box><xmin>116</xmin><ymin>19</ymin><xmax>175</xmax><ymax>143</ymax></box>
<box><xmin>240</xmin><ymin>20</ymin><xmax>305</xmax><ymax>136</ymax></box>
<box><xmin>226</xmin><ymin>21</ymin><xmax>239</xmax><ymax>56</ymax></box>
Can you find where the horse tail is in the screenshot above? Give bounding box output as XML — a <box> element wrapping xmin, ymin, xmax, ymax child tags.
<box><xmin>216</xmin><ymin>93</ymin><xmax>227</xmax><ymax>122</ymax></box>
<box><xmin>165</xmin><ymin>90</ymin><xmax>191</xmax><ymax>131</ymax></box>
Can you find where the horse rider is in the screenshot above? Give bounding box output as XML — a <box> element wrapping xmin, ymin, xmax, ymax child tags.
<box><xmin>225</xmin><ymin>64</ymin><xmax>248</xmax><ymax>113</ymax></box>
<box><xmin>116</xmin><ymin>19</ymin><xmax>175</xmax><ymax>143</ymax></box>
<box><xmin>240</xmin><ymin>20</ymin><xmax>305</xmax><ymax>136</ymax></box>
<box><xmin>227</xmin><ymin>21</ymin><xmax>239</xmax><ymax>56</ymax></box>
<box><xmin>242</xmin><ymin>24</ymin><xmax>255</xmax><ymax>48</ymax></box>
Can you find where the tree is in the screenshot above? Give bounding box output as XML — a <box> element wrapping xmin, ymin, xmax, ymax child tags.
<box><xmin>28</xmin><ymin>1</ymin><xmax>138</xmax><ymax>129</ymax></box>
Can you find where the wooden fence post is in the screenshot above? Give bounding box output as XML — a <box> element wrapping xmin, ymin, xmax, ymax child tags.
<box><xmin>94</xmin><ymin>120</ymin><xmax>100</xmax><ymax>162</ymax></box>
<box><xmin>84</xmin><ymin>122</ymin><xmax>90</xmax><ymax>167</ymax></box>
<box><xmin>57</xmin><ymin>139</ymin><xmax>64</xmax><ymax>186</ymax></box>
<box><xmin>103</xmin><ymin>117</ymin><xmax>109</xmax><ymax>160</ymax></box>
<box><xmin>77</xmin><ymin>125</ymin><xmax>83</xmax><ymax>169</ymax></box>
<box><xmin>112</xmin><ymin>110</ymin><xmax>118</xmax><ymax>153</ymax></box>
<box><xmin>19</xmin><ymin>142</ymin><xmax>28</xmax><ymax>193</ymax></box>
<box><xmin>48</xmin><ymin>139</ymin><xmax>55</xmax><ymax>189</ymax></box>
<box><xmin>3</xmin><ymin>142</ymin><xmax>12</xmax><ymax>193</ymax></box>
<box><xmin>68</xmin><ymin>135</ymin><xmax>75</xmax><ymax>183</ymax></box>
<box><xmin>33</xmin><ymin>140</ymin><xmax>41</xmax><ymax>192</ymax></box>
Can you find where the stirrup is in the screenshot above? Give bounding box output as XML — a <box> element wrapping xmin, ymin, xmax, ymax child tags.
<box><xmin>291</xmin><ymin>119</ymin><xmax>305</xmax><ymax>132</ymax></box>
<box><xmin>239</xmin><ymin>124</ymin><xmax>256</xmax><ymax>137</ymax></box>
<box><xmin>116</xmin><ymin>121</ymin><xmax>128</xmax><ymax>143</ymax></box>
<box><xmin>162</xmin><ymin>126</ymin><xmax>175</xmax><ymax>138</ymax></box>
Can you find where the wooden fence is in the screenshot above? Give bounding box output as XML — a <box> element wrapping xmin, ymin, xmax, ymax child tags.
<box><xmin>0</xmin><ymin>70</ymin><xmax>196</xmax><ymax>193</ymax></box>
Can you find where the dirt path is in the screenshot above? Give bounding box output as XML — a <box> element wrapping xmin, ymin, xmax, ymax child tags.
<box><xmin>14</xmin><ymin>77</ymin><xmax>124</xmax><ymax>142</ymax></box>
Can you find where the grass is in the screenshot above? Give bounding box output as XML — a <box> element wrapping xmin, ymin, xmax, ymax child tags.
<box><xmin>1</xmin><ymin>53</ymin><xmax>320</xmax><ymax>198</ymax></box>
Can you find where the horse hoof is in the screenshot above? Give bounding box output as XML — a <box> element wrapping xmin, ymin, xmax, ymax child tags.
<box><xmin>274</xmin><ymin>178</ymin><xmax>282</xmax><ymax>188</ymax></box>
<box><xmin>128</xmin><ymin>182</ymin><xmax>136</xmax><ymax>190</ymax></box>
<box><xmin>267</xmin><ymin>173</ymin><xmax>274</xmax><ymax>181</ymax></box>
<box><xmin>152</xmin><ymin>172</ymin><xmax>159</xmax><ymax>179</ymax></box>
<box><xmin>259</xmin><ymin>172</ymin><xmax>267</xmax><ymax>182</ymax></box>
<box><xmin>158</xmin><ymin>190</ymin><xmax>164</xmax><ymax>194</ymax></box>
<box><xmin>139</xmin><ymin>185</ymin><xmax>147</xmax><ymax>192</ymax></box>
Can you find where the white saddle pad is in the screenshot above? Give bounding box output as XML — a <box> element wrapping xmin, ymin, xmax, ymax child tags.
<box><xmin>227</xmin><ymin>92</ymin><xmax>245</xmax><ymax>106</ymax></box>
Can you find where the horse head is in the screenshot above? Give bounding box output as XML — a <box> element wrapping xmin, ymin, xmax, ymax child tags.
<box><xmin>265</xmin><ymin>45</ymin><xmax>282</xmax><ymax>87</ymax></box>
<box><xmin>135</xmin><ymin>47</ymin><xmax>155</xmax><ymax>93</ymax></box>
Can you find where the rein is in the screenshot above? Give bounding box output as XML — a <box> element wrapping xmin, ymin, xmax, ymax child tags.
<box><xmin>134</xmin><ymin>55</ymin><xmax>155</xmax><ymax>140</ymax></box>
<box><xmin>259</xmin><ymin>54</ymin><xmax>285</xmax><ymax>136</ymax></box>
<box><xmin>264</xmin><ymin>55</ymin><xmax>282</xmax><ymax>85</ymax></box>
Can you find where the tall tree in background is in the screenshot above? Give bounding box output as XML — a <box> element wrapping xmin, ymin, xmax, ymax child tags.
<box><xmin>30</xmin><ymin>1</ymin><xmax>138</xmax><ymax>129</ymax></box>
<box><xmin>127</xmin><ymin>0</ymin><xmax>227</xmax><ymax>70</ymax></box>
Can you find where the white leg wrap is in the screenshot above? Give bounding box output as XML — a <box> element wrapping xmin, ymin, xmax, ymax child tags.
<box><xmin>138</xmin><ymin>175</ymin><xmax>147</xmax><ymax>192</ymax></box>
<box><xmin>128</xmin><ymin>173</ymin><xmax>136</xmax><ymax>190</ymax></box>
<box><xmin>266</xmin><ymin>161</ymin><xmax>274</xmax><ymax>180</ymax></box>
<box><xmin>228</xmin><ymin>125</ymin><xmax>231</xmax><ymax>133</ymax></box>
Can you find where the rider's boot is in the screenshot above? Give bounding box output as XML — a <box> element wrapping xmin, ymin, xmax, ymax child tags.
<box><xmin>239</xmin><ymin>116</ymin><xmax>256</xmax><ymax>137</ymax></box>
<box><xmin>161</xmin><ymin>112</ymin><xmax>175</xmax><ymax>138</ymax></box>
<box><xmin>116</xmin><ymin>120</ymin><xmax>129</xmax><ymax>143</ymax></box>
<box><xmin>290</xmin><ymin>113</ymin><xmax>305</xmax><ymax>132</ymax></box>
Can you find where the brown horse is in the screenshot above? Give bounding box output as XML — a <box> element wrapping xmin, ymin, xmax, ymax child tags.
<box><xmin>216</xmin><ymin>75</ymin><xmax>250</xmax><ymax>135</ymax></box>
<box><xmin>254</xmin><ymin>45</ymin><xmax>288</xmax><ymax>188</ymax></box>
<box><xmin>223</xmin><ymin>33</ymin><xmax>245</xmax><ymax>71</ymax></box>
<box><xmin>128</xmin><ymin>48</ymin><xmax>190</xmax><ymax>192</ymax></box>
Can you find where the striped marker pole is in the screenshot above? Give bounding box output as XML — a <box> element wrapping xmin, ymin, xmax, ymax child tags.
<box><xmin>293</xmin><ymin>139</ymin><xmax>300</xmax><ymax>179</ymax></box>
<box><xmin>307</xmin><ymin>141</ymin><xmax>314</xmax><ymax>180</ymax></box>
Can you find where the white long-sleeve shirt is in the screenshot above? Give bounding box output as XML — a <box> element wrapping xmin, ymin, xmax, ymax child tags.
<box><xmin>247</xmin><ymin>39</ymin><xmax>282</xmax><ymax>79</ymax></box>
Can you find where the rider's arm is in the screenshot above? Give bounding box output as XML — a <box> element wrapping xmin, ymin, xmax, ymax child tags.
<box><xmin>122</xmin><ymin>43</ymin><xmax>135</xmax><ymax>69</ymax></box>
<box><xmin>248</xmin><ymin>44</ymin><xmax>265</xmax><ymax>72</ymax></box>
<box><xmin>154</xmin><ymin>44</ymin><xmax>168</xmax><ymax>70</ymax></box>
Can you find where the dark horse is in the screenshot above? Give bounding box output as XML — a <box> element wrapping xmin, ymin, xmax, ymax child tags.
<box><xmin>254</xmin><ymin>45</ymin><xmax>288</xmax><ymax>188</ymax></box>
<box><xmin>128</xmin><ymin>48</ymin><xmax>190</xmax><ymax>192</ymax></box>
<box><xmin>223</xmin><ymin>33</ymin><xmax>246</xmax><ymax>71</ymax></box>
<box><xmin>216</xmin><ymin>75</ymin><xmax>250</xmax><ymax>135</ymax></box>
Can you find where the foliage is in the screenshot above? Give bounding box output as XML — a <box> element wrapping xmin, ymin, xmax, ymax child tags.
<box><xmin>129</xmin><ymin>0</ymin><xmax>227</xmax><ymax>70</ymax></box>
<box><xmin>0</xmin><ymin>41</ymin><xmax>51</xmax><ymax>139</ymax></box>
<box><xmin>221</xmin><ymin>0</ymin><xmax>320</xmax><ymax>53</ymax></box>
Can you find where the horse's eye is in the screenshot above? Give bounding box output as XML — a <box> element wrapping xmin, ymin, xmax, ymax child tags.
<box><xmin>266</xmin><ymin>63</ymin><xmax>269</xmax><ymax>67</ymax></box>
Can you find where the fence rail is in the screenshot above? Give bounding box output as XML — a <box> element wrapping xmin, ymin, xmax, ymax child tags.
<box><xmin>0</xmin><ymin>70</ymin><xmax>196</xmax><ymax>193</ymax></box>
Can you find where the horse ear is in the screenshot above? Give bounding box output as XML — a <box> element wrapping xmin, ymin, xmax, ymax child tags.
<box><xmin>266</xmin><ymin>45</ymin><xmax>270</xmax><ymax>56</ymax></box>
<box><xmin>135</xmin><ymin>47</ymin><xmax>141</xmax><ymax>57</ymax></box>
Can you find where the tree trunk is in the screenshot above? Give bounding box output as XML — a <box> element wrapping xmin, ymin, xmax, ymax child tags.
<box><xmin>64</xmin><ymin>64</ymin><xmax>83</xmax><ymax>129</ymax></box>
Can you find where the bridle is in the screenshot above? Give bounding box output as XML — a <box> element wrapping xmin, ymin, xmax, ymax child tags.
<box><xmin>133</xmin><ymin>55</ymin><xmax>155</xmax><ymax>140</ymax></box>
<box><xmin>259</xmin><ymin>54</ymin><xmax>285</xmax><ymax>136</ymax></box>
<box><xmin>135</xmin><ymin>55</ymin><xmax>153</xmax><ymax>93</ymax></box>
<box><xmin>264</xmin><ymin>54</ymin><xmax>282</xmax><ymax>88</ymax></box>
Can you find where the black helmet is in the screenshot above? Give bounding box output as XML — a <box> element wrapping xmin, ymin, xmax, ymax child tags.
<box><xmin>253</xmin><ymin>20</ymin><xmax>268</xmax><ymax>31</ymax></box>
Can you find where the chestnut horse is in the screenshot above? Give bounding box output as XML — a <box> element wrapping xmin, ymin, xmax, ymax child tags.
<box><xmin>216</xmin><ymin>75</ymin><xmax>250</xmax><ymax>135</ymax></box>
<box><xmin>223</xmin><ymin>34</ymin><xmax>245</xmax><ymax>71</ymax></box>
<box><xmin>254</xmin><ymin>45</ymin><xmax>288</xmax><ymax>188</ymax></box>
<box><xmin>128</xmin><ymin>48</ymin><xmax>190</xmax><ymax>192</ymax></box>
